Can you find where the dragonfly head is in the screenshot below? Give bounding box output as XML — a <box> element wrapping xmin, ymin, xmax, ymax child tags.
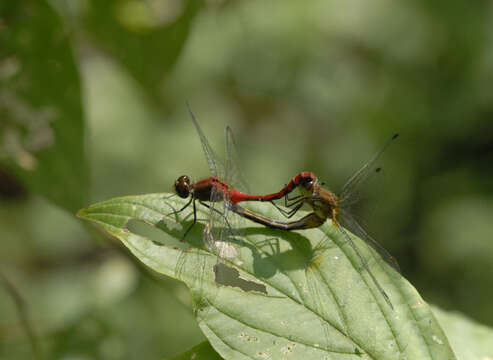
<box><xmin>298</xmin><ymin>174</ymin><xmax>317</xmax><ymax>191</ymax></box>
<box><xmin>174</xmin><ymin>175</ymin><xmax>192</xmax><ymax>198</ymax></box>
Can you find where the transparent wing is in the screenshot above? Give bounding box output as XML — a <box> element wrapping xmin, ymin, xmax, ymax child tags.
<box><xmin>304</xmin><ymin>238</ymin><xmax>347</xmax><ymax>348</ymax></box>
<box><xmin>338</xmin><ymin>133</ymin><xmax>398</xmax><ymax>203</ymax></box>
<box><xmin>338</xmin><ymin>208</ymin><xmax>400</xmax><ymax>273</ymax></box>
<box><xmin>174</xmin><ymin>232</ymin><xmax>221</xmax><ymax>322</ymax></box>
<box><xmin>305</xmin><ymin>265</ymin><xmax>336</xmax><ymax>349</ymax></box>
<box><xmin>338</xmin><ymin>166</ymin><xmax>382</xmax><ymax>210</ymax></box>
<box><xmin>174</xmin><ymin>219</ymin><xmax>212</xmax><ymax>306</ymax></box>
<box><xmin>175</xmin><ymin>246</ymin><xmax>208</xmax><ymax>296</ymax></box>
<box><xmin>335</xmin><ymin>223</ymin><xmax>394</xmax><ymax>309</ymax></box>
<box><xmin>187</xmin><ymin>102</ymin><xmax>226</xmax><ymax>179</ymax></box>
<box><xmin>225</xmin><ymin>126</ymin><xmax>250</xmax><ymax>194</ymax></box>
<box><xmin>205</xmin><ymin>187</ymin><xmax>238</xmax><ymax>260</ymax></box>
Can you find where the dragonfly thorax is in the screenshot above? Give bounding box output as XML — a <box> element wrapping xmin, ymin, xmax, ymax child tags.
<box><xmin>309</xmin><ymin>182</ymin><xmax>339</xmax><ymax>224</ymax></box>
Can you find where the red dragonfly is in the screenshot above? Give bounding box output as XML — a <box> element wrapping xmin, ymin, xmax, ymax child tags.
<box><xmin>171</xmin><ymin>104</ymin><xmax>398</xmax><ymax>308</ymax></box>
<box><xmin>173</xmin><ymin>175</ymin><xmax>285</xmax><ymax>237</ymax></box>
<box><xmin>171</xmin><ymin>104</ymin><xmax>289</xmax><ymax>259</ymax></box>
<box><xmin>231</xmin><ymin>134</ymin><xmax>400</xmax><ymax>309</ymax></box>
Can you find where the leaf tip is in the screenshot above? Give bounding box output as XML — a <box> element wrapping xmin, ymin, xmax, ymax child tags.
<box><xmin>76</xmin><ymin>206</ymin><xmax>89</xmax><ymax>220</ymax></box>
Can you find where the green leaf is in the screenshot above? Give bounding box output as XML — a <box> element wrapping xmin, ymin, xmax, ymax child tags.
<box><xmin>83</xmin><ymin>0</ymin><xmax>202</xmax><ymax>100</ymax></box>
<box><xmin>0</xmin><ymin>0</ymin><xmax>88</xmax><ymax>213</ymax></box>
<box><xmin>165</xmin><ymin>341</ymin><xmax>222</xmax><ymax>360</ymax></box>
<box><xmin>78</xmin><ymin>193</ymin><xmax>457</xmax><ymax>360</ymax></box>
<box><xmin>433</xmin><ymin>306</ymin><xmax>493</xmax><ymax>360</ymax></box>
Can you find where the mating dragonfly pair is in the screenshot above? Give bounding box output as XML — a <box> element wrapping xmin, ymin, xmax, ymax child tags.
<box><xmin>171</xmin><ymin>105</ymin><xmax>399</xmax><ymax>309</ymax></box>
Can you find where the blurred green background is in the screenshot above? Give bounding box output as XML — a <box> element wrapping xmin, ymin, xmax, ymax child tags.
<box><xmin>1</xmin><ymin>0</ymin><xmax>492</xmax><ymax>358</ymax></box>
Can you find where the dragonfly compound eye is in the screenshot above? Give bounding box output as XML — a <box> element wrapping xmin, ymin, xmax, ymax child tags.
<box><xmin>174</xmin><ymin>175</ymin><xmax>191</xmax><ymax>198</ymax></box>
<box><xmin>300</xmin><ymin>176</ymin><xmax>314</xmax><ymax>190</ymax></box>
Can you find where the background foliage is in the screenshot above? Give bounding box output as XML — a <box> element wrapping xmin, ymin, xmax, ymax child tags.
<box><xmin>1</xmin><ymin>0</ymin><xmax>492</xmax><ymax>359</ymax></box>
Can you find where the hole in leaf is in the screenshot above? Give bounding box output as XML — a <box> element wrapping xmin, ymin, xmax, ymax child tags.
<box><xmin>214</xmin><ymin>263</ymin><xmax>267</xmax><ymax>294</ymax></box>
<box><xmin>126</xmin><ymin>218</ymin><xmax>183</xmax><ymax>248</ymax></box>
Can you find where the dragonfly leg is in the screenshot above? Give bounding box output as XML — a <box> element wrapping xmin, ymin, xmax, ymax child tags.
<box><xmin>167</xmin><ymin>196</ymin><xmax>193</xmax><ymax>216</ymax></box>
<box><xmin>270</xmin><ymin>193</ymin><xmax>313</xmax><ymax>219</ymax></box>
<box><xmin>270</xmin><ymin>200</ymin><xmax>304</xmax><ymax>219</ymax></box>
<box><xmin>199</xmin><ymin>201</ymin><xmax>234</xmax><ymax>234</ymax></box>
<box><xmin>182</xmin><ymin>199</ymin><xmax>197</xmax><ymax>240</ymax></box>
<box><xmin>285</xmin><ymin>192</ymin><xmax>303</xmax><ymax>204</ymax></box>
<box><xmin>285</xmin><ymin>193</ymin><xmax>313</xmax><ymax>208</ymax></box>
